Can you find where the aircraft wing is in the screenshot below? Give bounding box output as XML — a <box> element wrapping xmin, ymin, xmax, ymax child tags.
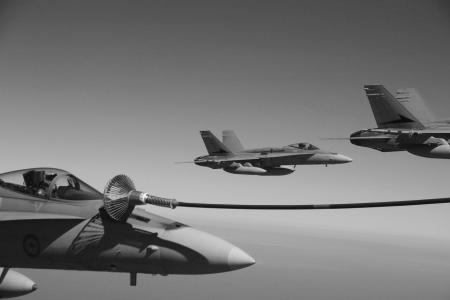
<box><xmin>213</xmin><ymin>156</ymin><xmax>260</xmax><ymax>164</ymax></box>
<box><xmin>0</xmin><ymin>211</ymin><xmax>84</xmax><ymax>222</ymax></box>
<box><xmin>213</xmin><ymin>152</ymin><xmax>316</xmax><ymax>167</ymax></box>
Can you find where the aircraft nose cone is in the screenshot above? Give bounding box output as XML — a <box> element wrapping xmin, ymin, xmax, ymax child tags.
<box><xmin>334</xmin><ymin>154</ymin><xmax>352</xmax><ymax>164</ymax></box>
<box><xmin>228</xmin><ymin>247</ymin><xmax>255</xmax><ymax>271</ymax></box>
<box><xmin>160</xmin><ymin>226</ymin><xmax>255</xmax><ymax>274</ymax></box>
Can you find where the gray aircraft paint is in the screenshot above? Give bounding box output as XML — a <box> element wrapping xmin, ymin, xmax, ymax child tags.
<box><xmin>395</xmin><ymin>88</ymin><xmax>436</xmax><ymax>124</ymax></box>
<box><xmin>0</xmin><ymin>1</ymin><xmax>449</xmax><ymax>300</ymax></box>
<box><xmin>222</xmin><ymin>130</ymin><xmax>245</xmax><ymax>153</ymax></box>
<box><xmin>0</xmin><ymin>168</ymin><xmax>254</xmax><ymax>298</ymax></box>
<box><xmin>351</xmin><ymin>85</ymin><xmax>450</xmax><ymax>158</ymax></box>
<box><xmin>194</xmin><ymin>130</ymin><xmax>351</xmax><ymax>175</ymax></box>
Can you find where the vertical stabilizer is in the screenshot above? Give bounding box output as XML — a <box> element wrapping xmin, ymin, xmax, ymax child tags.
<box><xmin>364</xmin><ymin>85</ymin><xmax>425</xmax><ymax>129</ymax></box>
<box><xmin>395</xmin><ymin>88</ymin><xmax>435</xmax><ymax>124</ymax></box>
<box><xmin>222</xmin><ymin>130</ymin><xmax>245</xmax><ymax>152</ymax></box>
<box><xmin>200</xmin><ymin>131</ymin><xmax>233</xmax><ymax>155</ymax></box>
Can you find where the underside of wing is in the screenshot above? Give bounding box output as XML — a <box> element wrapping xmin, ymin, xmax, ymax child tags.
<box><xmin>350</xmin><ymin>135</ymin><xmax>393</xmax><ymax>142</ymax></box>
<box><xmin>350</xmin><ymin>135</ymin><xmax>392</xmax><ymax>141</ymax></box>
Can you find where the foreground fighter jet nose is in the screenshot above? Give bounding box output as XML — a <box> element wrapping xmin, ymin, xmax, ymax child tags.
<box><xmin>161</xmin><ymin>226</ymin><xmax>255</xmax><ymax>274</ymax></box>
<box><xmin>334</xmin><ymin>154</ymin><xmax>353</xmax><ymax>164</ymax></box>
<box><xmin>228</xmin><ymin>247</ymin><xmax>255</xmax><ymax>270</ymax></box>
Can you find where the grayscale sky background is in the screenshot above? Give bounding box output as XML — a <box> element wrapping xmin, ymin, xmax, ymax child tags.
<box><xmin>1</xmin><ymin>1</ymin><xmax>450</xmax><ymax>299</ymax></box>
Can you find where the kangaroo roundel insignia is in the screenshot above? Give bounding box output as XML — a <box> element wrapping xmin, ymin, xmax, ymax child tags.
<box><xmin>23</xmin><ymin>234</ymin><xmax>40</xmax><ymax>257</ymax></box>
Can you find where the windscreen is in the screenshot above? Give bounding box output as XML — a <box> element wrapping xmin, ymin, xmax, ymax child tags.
<box><xmin>0</xmin><ymin>168</ymin><xmax>102</xmax><ymax>200</ymax></box>
<box><xmin>49</xmin><ymin>174</ymin><xmax>102</xmax><ymax>200</ymax></box>
<box><xmin>289</xmin><ymin>143</ymin><xmax>319</xmax><ymax>150</ymax></box>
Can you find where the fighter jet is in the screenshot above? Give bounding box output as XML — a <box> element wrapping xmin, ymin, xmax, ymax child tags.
<box><xmin>350</xmin><ymin>85</ymin><xmax>450</xmax><ymax>158</ymax></box>
<box><xmin>193</xmin><ymin>130</ymin><xmax>352</xmax><ymax>175</ymax></box>
<box><xmin>0</xmin><ymin>168</ymin><xmax>255</xmax><ymax>298</ymax></box>
<box><xmin>3</xmin><ymin>167</ymin><xmax>450</xmax><ymax>298</ymax></box>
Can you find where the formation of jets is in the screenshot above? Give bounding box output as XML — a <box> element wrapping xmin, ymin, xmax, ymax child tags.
<box><xmin>0</xmin><ymin>84</ymin><xmax>448</xmax><ymax>298</ymax></box>
<box><xmin>189</xmin><ymin>84</ymin><xmax>447</xmax><ymax>177</ymax></box>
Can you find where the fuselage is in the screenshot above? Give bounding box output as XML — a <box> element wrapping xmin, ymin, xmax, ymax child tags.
<box><xmin>352</xmin><ymin>84</ymin><xmax>450</xmax><ymax>159</ymax></box>
<box><xmin>350</xmin><ymin>126</ymin><xmax>450</xmax><ymax>158</ymax></box>
<box><xmin>0</xmin><ymin>168</ymin><xmax>254</xmax><ymax>277</ymax></box>
<box><xmin>194</xmin><ymin>143</ymin><xmax>352</xmax><ymax>175</ymax></box>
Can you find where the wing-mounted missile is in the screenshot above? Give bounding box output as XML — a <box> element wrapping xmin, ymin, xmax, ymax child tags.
<box><xmin>103</xmin><ymin>175</ymin><xmax>178</xmax><ymax>221</ymax></box>
<box><xmin>0</xmin><ymin>268</ymin><xmax>37</xmax><ymax>298</ymax></box>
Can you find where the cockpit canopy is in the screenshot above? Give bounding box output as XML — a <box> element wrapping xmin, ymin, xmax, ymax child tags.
<box><xmin>288</xmin><ymin>143</ymin><xmax>319</xmax><ymax>150</ymax></box>
<box><xmin>0</xmin><ymin>168</ymin><xmax>102</xmax><ymax>200</ymax></box>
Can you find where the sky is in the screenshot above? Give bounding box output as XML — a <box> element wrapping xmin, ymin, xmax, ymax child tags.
<box><xmin>0</xmin><ymin>0</ymin><xmax>450</xmax><ymax>299</ymax></box>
